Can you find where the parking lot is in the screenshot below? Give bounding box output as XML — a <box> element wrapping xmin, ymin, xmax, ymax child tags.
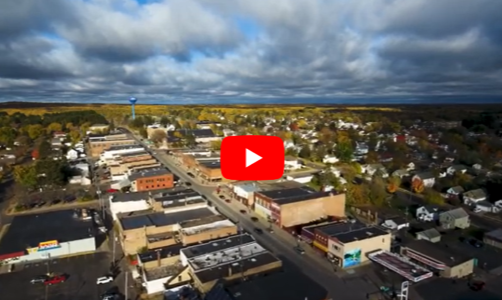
<box><xmin>0</xmin><ymin>253</ymin><xmax>118</xmax><ymax>300</ymax></box>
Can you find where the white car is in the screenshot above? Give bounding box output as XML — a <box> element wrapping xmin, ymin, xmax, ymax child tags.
<box><xmin>96</xmin><ymin>276</ymin><xmax>113</xmax><ymax>285</ymax></box>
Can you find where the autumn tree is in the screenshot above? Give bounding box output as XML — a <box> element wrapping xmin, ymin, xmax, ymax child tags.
<box><xmin>345</xmin><ymin>183</ymin><xmax>370</xmax><ymax>205</ymax></box>
<box><xmin>365</xmin><ymin>151</ymin><xmax>379</xmax><ymax>164</ymax></box>
<box><xmin>31</xmin><ymin>149</ymin><xmax>40</xmax><ymax>160</ymax></box>
<box><xmin>0</xmin><ymin>127</ymin><xmax>17</xmax><ymax>146</ymax></box>
<box><xmin>139</xmin><ymin>127</ymin><xmax>148</xmax><ymax>139</ymax></box>
<box><xmin>424</xmin><ymin>188</ymin><xmax>444</xmax><ymax>205</ymax></box>
<box><xmin>335</xmin><ymin>141</ymin><xmax>354</xmax><ymax>162</ymax></box>
<box><xmin>210</xmin><ymin>140</ymin><xmax>222</xmax><ymax>150</ymax></box>
<box><xmin>289</xmin><ymin>122</ymin><xmax>299</xmax><ymax>131</ymax></box>
<box><xmin>369</xmin><ymin>177</ymin><xmax>388</xmax><ymax>207</ymax></box>
<box><xmin>26</xmin><ymin>124</ymin><xmax>44</xmax><ymax>140</ymax></box>
<box><xmin>46</xmin><ymin>122</ymin><xmax>63</xmax><ymax>134</ymax></box>
<box><xmin>37</xmin><ymin>140</ymin><xmax>52</xmax><ymax>159</ymax></box>
<box><xmin>411</xmin><ymin>178</ymin><xmax>425</xmax><ymax>194</ymax></box>
<box><xmin>387</xmin><ymin>176</ymin><xmax>401</xmax><ymax>193</ymax></box>
<box><xmin>150</xmin><ymin>130</ymin><xmax>167</xmax><ymax>145</ymax></box>
<box><xmin>69</xmin><ymin>130</ymin><xmax>81</xmax><ymax>144</ymax></box>
<box><xmin>13</xmin><ymin>164</ymin><xmax>38</xmax><ymax>188</ymax></box>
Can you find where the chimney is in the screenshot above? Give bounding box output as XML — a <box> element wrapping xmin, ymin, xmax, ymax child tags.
<box><xmin>228</xmin><ymin>267</ymin><xmax>232</xmax><ymax>277</ymax></box>
<box><xmin>157</xmin><ymin>250</ymin><xmax>161</xmax><ymax>267</ymax></box>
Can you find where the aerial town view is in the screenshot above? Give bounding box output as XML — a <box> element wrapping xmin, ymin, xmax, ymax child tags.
<box><xmin>1</xmin><ymin>1</ymin><xmax>502</xmax><ymax>300</ymax></box>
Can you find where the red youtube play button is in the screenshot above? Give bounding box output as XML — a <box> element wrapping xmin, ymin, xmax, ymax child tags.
<box><xmin>221</xmin><ymin>135</ymin><xmax>285</xmax><ymax>180</ymax></box>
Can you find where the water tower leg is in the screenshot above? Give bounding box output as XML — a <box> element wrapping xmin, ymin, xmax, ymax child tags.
<box><xmin>132</xmin><ymin>104</ymin><xmax>135</xmax><ymax>120</ymax></box>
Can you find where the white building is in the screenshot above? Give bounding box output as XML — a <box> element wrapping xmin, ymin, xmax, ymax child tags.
<box><xmin>109</xmin><ymin>192</ymin><xmax>151</xmax><ymax>220</ymax></box>
<box><xmin>99</xmin><ymin>145</ymin><xmax>145</xmax><ymax>161</ymax></box>
<box><xmin>284</xmin><ymin>156</ymin><xmax>301</xmax><ymax>170</ymax></box>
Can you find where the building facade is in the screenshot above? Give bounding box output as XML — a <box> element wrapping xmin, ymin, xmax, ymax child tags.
<box><xmin>130</xmin><ymin>170</ymin><xmax>174</xmax><ymax>192</ymax></box>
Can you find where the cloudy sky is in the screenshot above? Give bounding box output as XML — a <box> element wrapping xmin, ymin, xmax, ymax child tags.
<box><xmin>1</xmin><ymin>0</ymin><xmax>502</xmax><ymax>104</ymax></box>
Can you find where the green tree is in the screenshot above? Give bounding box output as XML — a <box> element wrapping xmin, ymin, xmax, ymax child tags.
<box><xmin>37</xmin><ymin>140</ymin><xmax>52</xmax><ymax>159</ymax></box>
<box><xmin>26</xmin><ymin>124</ymin><xmax>44</xmax><ymax>140</ymax></box>
<box><xmin>13</xmin><ymin>164</ymin><xmax>38</xmax><ymax>188</ymax></box>
<box><xmin>424</xmin><ymin>188</ymin><xmax>444</xmax><ymax>205</ymax></box>
<box><xmin>69</xmin><ymin>130</ymin><xmax>81</xmax><ymax>144</ymax></box>
<box><xmin>369</xmin><ymin>177</ymin><xmax>388</xmax><ymax>207</ymax></box>
<box><xmin>335</xmin><ymin>141</ymin><xmax>354</xmax><ymax>162</ymax></box>
<box><xmin>0</xmin><ymin>127</ymin><xmax>17</xmax><ymax>146</ymax></box>
<box><xmin>160</xmin><ymin>116</ymin><xmax>169</xmax><ymax>127</ymax></box>
<box><xmin>299</xmin><ymin>145</ymin><xmax>311</xmax><ymax>159</ymax></box>
<box><xmin>139</xmin><ymin>127</ymin><xmax>148</xmax><ymax>139</ymax></box>
<box><xmin>35</xmin><ymin>159</ymin><xmax>68</xmax><ymax>186</ymax></box>
<box><xmin>46</xmin><ymin>122</ymin><xmax>63</xmax><ymax>134</ymax></box>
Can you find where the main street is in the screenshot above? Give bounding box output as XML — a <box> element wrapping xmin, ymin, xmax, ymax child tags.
<box><xmin>126</xmin><ymin>134</ymin><xmax>377</xmax><ymax>300</ymax></box>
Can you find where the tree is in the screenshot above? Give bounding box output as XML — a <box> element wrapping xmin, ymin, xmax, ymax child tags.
<box><xmin>46</xmin><ymin>122</ymin><xmax>62</xmax><ymax>134</ymax></box>
<box><xmin>365</xmin><ymin>151</ymin><xmax>379</xmax><ymax>164</ymax></box>
<box><xmin>210</xmin><ymin>140</ymin><xmax>222</xmax><ymax>150</ymax></box>
<box><xmin>424</xmin><ymin>188</ymin><xmax>444</xmax><ymax>205</ymax></box>
<box><xmin>299</xmin><ymin>145</ymin><xmax>311</xmax><ymax>159</ymax></box>
<box><xmin>69</xmin><ymin>130</ymin><xmax>81</xmax><ymax>144</ymax></box>
<box><xmin>160</xmin><ymin>116</ymin><xmax>169</xmax><ymax>127</ymax></box>
<box><xmin>26</xmin><ymin>124</ymin><xmax>44</xmax><ymax>140</ymax></box>
<box><xmin>387</xmin><ymin>176</ymin><xmax>401</xmax><ymax>193</ymax></box>
<box><xmin>13</xmin><ymin>164</ymin><xmax>38</xmax><ymax>188</ymax></box>
<box><xmin>411</xmin><ymin>178</ymin><xmax>425</xmax><ymax>194</ymax></box>
<box><xmin>335</xmin><ymin>141</ymin><xmax>354</xmax><ymax>162</ymax></box>
<box><xmin>0</xmin><ymin>127</ymin><xmax>17</xmax><ymax>146</ymax></box>
<box><xmin>346</xmin><ymin>183</ymin><xmax>370</xmax><ymax>205</ymax></box>
<box><xmin>37</xmin><ymin>140</ymin><xmax>52</xmax><ymax>159</ymax></box>
<box><xmin>369</xmin><ymin>177</ymin><xmax>388</xmax><ymax>206</ymax></box>
<box><xmin>289</xmin><ymin>122</ymin><xmax>299</xmax><ymax>131</ymax></box>
<box><xmin>139</xmin><ymin>127</ymin><xmax>148</xmax><ymax>139</ymax></box>
<box><xmin>35</xmin><ymin>159</ymin><xmax>68</xmax><ymax>186</ymax></box>
<box><xmin>150</xmin><ymin>130</ymin><xmax>167</xmax><ymax>145</ymax></box>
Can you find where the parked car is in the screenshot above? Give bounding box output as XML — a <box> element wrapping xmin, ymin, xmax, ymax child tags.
<box><xmin>254</xmin><ymin>228</ymin><xmax>263</xmax><ymax>234</ymax></box>
<box><xmin>30</xmin><ymin>275</ymin><xmax>49</xmax><ymax>284</ymax></box>
<box><xmin>294</xmin><ymin>246</ymin><xmax>305</xmax><ymax>255</ymax></box>
<box><xmin>106</xmin><ymin>189</ymin><xmax>118</xmax><ymax>193</ymax></box>
<box><xmin>96</xmin><ymin>275</ymin><xmax>114</xmax><ymax>285</ymax></box>
<box><xmin>44</xmin><ymin>275</ymin><xmax>67</xmax><ymax>285</ymax></box>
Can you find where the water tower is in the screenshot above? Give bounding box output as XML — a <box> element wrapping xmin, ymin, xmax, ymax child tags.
<box><xmin>129</xmin><ymin>97</ymin><xmax>137</xmax><ymax>120</ymax></box>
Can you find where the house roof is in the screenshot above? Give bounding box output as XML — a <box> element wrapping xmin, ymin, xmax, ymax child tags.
<box><xmin>440</xmin><ymin>207</ymin><xmax>469</xmax><ymax>219</ymax></box>
<box><xmin>416</xmin><ymin>228</ymin><xmax>441</xmax><ymax>240</ymax></box>
<box><xmin>414</xmin><ymin>172</ymin><xmax>434</xmax><ymax>180</ymax></box>
<box><xmin>448</xmin><ymin>186</ymin><xmax>464</xmax><ymax>194</ymax></box>
<box><xmin>464</xmin><ymin>188</ymin><xmax>486</xmax><ymax>199</ymax></box>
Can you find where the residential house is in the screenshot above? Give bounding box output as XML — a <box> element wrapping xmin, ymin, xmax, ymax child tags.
<box><xmin>463</xmin><ymin>189</ymin><xmax>487</xmax><ymax>206</ymax></box>
<box><xmin>473</xmin><ymin>201</ymin><xmax>499</xmax><ymax>214</ymax></box>
<box><xmin>362</xmin><ymin>164</ymin><xmax>388</xmax><ymax>178</ymax></box>
<box><xmin>406</xmin><ymin>162</ymin><xmax>416</xmax><ymax>171</ymax></box>
<box><xmin>446</xmin><ymin>186</ymin><xmax>464</xmax><ymax>199</ymax></box>
<box><xmin>416</xmin><ymin>228</ymin><xmax>441</xmax><ymax>243</ymax></box>
<box><xmin>416</xmin><ymin>205</ymin><xmax>440</xmax><ymax>222</ymax></box>
<box><xmin>381</xmin><ymin>217</ymin><xmax>409</xmax><ymax>231</ymax></box>
<box><xmin>284</xmin><ymin>156</ymin><xmax>301</xmax><ymax>170</ymax></box>
<box><xmin>412</xmin><ymin>172</ymin><xmax>435</xmax><ymax>188</ymax></box>
<box><xmin>66</xmin><ymin>149</ymin><xmax>79</xmax><ymax>160</ymax></box>
<box><xmin>447</xmin><ymin>165</ymin><xmax>467</xmax><ymax>176</ymax></box>
<box><xmin>392</xmin><ymin>169</ymin><xmax>409</xmax><ymax>179</ymax></box>
<box><xmin>439</xmin><ymin>208</ymin><xmax>470</xmax><ymax>230</ymax></box>
<box><xmin>322</xmin><ymin>155</ymin><xmax>339</xmax><ymax>164</ymax></box>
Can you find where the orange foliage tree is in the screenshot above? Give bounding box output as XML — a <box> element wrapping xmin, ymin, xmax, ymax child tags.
<box><xmin>386</xmin><ymin>176</ymin><xmax>401</xmax><ymax>193</ymax></box>
<box><xmin>31</xmin><ymin>149</ymin><xmax>39</xmax><ymax>160</ymax></box>
<box><xmin>411</xmin><ymin>178</ymin><xmax>425</xmax><ymax>194</ymax></box>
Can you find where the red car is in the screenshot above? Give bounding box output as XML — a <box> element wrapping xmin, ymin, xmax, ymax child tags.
<box><xmin>44</xmin><ymin>275</ymin><xmax>67</xmax><ymax>286</ymax></box>
<box><xmin>106</xmin><ymin>189</ymin><xmax>118</xmax><ymax>193</ymax></box>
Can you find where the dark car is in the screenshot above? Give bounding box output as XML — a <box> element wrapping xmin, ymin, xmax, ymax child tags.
<box><xmin>254</xmin><ymin>228</ymin><xmax>263</xmax><ymax>234</ymax></box>
<box><xmin>30</xmin><ymin>275</ymin><xmax>49</xmax><ymax>284</ymax></box>
<box><xmin>250</xmin><ymin>217</ymin><xmax>258</xmax><ymax>222</ymax></box>
<box><xmin>187</xmin><ymin>172</ymin><xmax>195</xmax><ymax>178</ymax></box>
<box><xmin>294</xmin><ymin>246</ymin><xmax>305</xmax><ymax>255</ymax></box>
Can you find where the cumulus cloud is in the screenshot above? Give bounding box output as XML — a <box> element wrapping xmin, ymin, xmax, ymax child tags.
<box><xmin>0</xmin><ymin>0</ymin><xmax>501</xmax><ymax>103</ymax></box>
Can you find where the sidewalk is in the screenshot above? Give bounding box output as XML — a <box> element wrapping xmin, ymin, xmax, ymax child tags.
<box><xmin>5</xmin><ymin>200</ymin><xmax>98</xmax><ymax>216</ymax></box>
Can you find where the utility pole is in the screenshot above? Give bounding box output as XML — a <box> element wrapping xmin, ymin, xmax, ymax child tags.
<box><xmin>112</xmin><ymin>230</ymin><xmax>116</xmax><ymax>262</ymax></box>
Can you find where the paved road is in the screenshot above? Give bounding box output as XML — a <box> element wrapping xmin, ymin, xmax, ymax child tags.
<box><xmin>125</xmin><ymin>134</ymin><xmax>377</xmax><ymax>299</ymax></box>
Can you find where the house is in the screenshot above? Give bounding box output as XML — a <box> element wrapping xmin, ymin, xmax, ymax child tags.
<box><xmin>381</xmin><ymin>217</ymin><xmax>409</xmax><ymax>231</ymax></box>
<box><xmin>439</xmin><ymin>208</ymin><xmax>470</xmax><ymax>230</ymax></box>
<box><xmin>53</xmin><ymin>131</ymin><xmax>67</xmax><ymax>139</ymax></box>
<box><xmin>322</xmin><ymin>155</ymin><xmax>339</xmax><ymax>164</ymax></box>
<box><xmin>415</xmin><ymin>205</ymin><xmax>440</xmax><ymax>222</ymax></box>
<box><xmin>284</xmin><ymin>156</ymin><xmax>301</xmax><ymax>170</ymax></box>
<box><xmin>362</xmin><ymin>164</ymin><xmax>388</xmax><ymax>178</ymax></box>
<box><xmin>66</xmin><ymin>149</ymin><xmax>79</xmax><ymax>160</ymax></box>
<box><xmin>406</xmin><ymin>162</ymin><xmax>416</xmax><ymax>171</ymax></box>
<box><xmin>286</xmin><ymin>173</ymin><xmax>314</xmax><ymax>184</ymax></box>
<box><xmin>463</xmin><ymin>189</ymin><xmax>486</xmax><ymax>205</ymax></box>
<box><xmin>473</xmin><ymin>201</ymin><xmax>499</xmax><ymax>214</ymax></box>
<box><xmin>392</xmin><ymin>169</ymin><xmax>409</xmax><ymax>179</ymax></box>
<box><xmin>446</xmin><ymin>186</ymin><xmax>464</xmax><ymax>199</ymax></box>
<box><xmin>416</xmin><ymin>228</ymin><xmax>441</xmax><ymax>243</ymax></box>
<box><xmin>412</xmin><ymin>172</ymin><xmax>435</xmax><ymax>188</ymax></box>
<box><xmin>447</xmin><ymin>165</ymin><xmax>467</xmax><ymax>176</ymax></box>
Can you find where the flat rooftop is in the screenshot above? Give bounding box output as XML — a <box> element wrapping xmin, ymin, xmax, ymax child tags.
<box><xmin>198</xmin><ymin>161</ymin><xmax>221</xmax><ymax>169</ymax></box>
<box><xmin>179</xmin><ymin>214</ymin><xmax>227</xmax><ymax>228</ymax></box>
<box><xmin>181</xmin><ymin>220</ymin><xmax>235</xmax><ymax>236</ymax></box>
<box><xmin>369</xmin><ymin>250</ymin><xmax>433</xmax><ymax>283</ymax></box>
<box><xmin>105</xmin><ymin>144</ymin><xmax>142</xmax><ymax>151</ymax></box>
<box><xmin>403</xmin><ymin>240</ymin><xmax>472</xmax><ymax>267</ymax></box>
<box><xmin>225</xmin><ymin>270</ymin><xmax>328</xmax><ymax>300</ymax></box>
<box><xmin>189</xmin><ymin>242</ymin><xmax>266</xmax><ymax>271</ymax></box>
<box><xmin>138</xmin><ymin>244</ymin><xmax>185</xmax><ymax>263</ymax></box>
<box><xmin>119</xmin><ymin>151</ymin><xmax>150</xmax><ymax>158</ymax></box>
<box><xmin>144</xmin><ymin>264</ymin><xmax>183</xmax><ymax>281</ymax></box>
<box><xmin>328</xmin><ymin>225</ymin><xmax>388</xmax><ymax>244</ymax></box>
<box><xmin>119</xmin><ymin>208</ymin><xmax>215</xmax><ymax>230</ymax></box>
<box><xmin>162</xmin><ymin>198</ymin><xmax>206</xmax><ymax>209</ymax></box>
<box><xmin>257</xmin><ymin>187</ymin><xmax>331</xmax><ymax>205</ymax></box>
<box><xmin>181</xmin><ymin>234</ymin><xmax>255</xmax><ymax>259</ymax></box>
<box><xmin>129</xmin><ymin>168</ymin><xmax>171</xmax><ymax>181</ymax></box>
<box><xmin>194</xmin><ymin>252</ymin><xmax>280</xmax><ymax>283</ymax></box>
<box><xmin>0</xmin><ymin>209</ymin><xmax>95</xmax><ymax>255</ymax></box>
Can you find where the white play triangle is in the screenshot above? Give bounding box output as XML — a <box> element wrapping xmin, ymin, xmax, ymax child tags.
<box><xmin>245</xmin><ymin>148</ymin><xmax>262</xmax><ymax>168</ymax></box>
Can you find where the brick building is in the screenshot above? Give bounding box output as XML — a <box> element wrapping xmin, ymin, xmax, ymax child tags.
<box><xmin>88</xmin><ymin>133</ymin><xmax>136</xmax><ymax>157</ymax></box>
<box><xmin>129</xmin><ymin>168</ymin><xmax>174</xmax><ymax>192</ymax></box>
<box><xmin>253</xmin><ymin>186</ymin><xmax>346</xmax><ymax>227</ymax></box>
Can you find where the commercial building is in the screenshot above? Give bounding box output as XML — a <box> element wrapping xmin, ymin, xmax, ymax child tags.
<box><xmin>180</xmin><ymin>234</ymin><xmax>282</xmax><ymax>293</ymax></box>
<box><xmin>118</xmin><ymin>151</ymin><xmax>153</xmax><ymax>163</ymax></box>
<box><xmin>99</xmin><ymin>144</ymin><xmax>145</xmax><ymax>161</ymax></box>
<box><xmin>483</xmin><ymin>228</ymin><xmax>502</xmax><ymax>250</ymax></box>
<box><xmin>150</xmin><ymin>188</ymin><xmax>206</xmax><ymax>212</ymax></box>
<box><xmin>117</xmin><ymin>207</ymin><xmax>216</xmax><ymax>254</ymax></box>
<box><xmin>0</xmin><ymin>209</ymin><xmax>96</xmax><ymax>263</ymax></box>
<box><xmin>180</xmin><ymin>153</ymin><xmax>225</xmax><ymax>182</ymax></box>
<box><xmin>230</xmin><ymin>180</ymin><xmax>303</xmax><ymax>207</ymax></box>
<box><xmin>178</xmin><ymin>215</ymin><xmax>237</xmax><ymax>245</ymax></box>
<box><xmin>88</xmin><ymin>133</ymin><xmax>136</xmax><ymax>157</ymax></box>
<box><xmin>88</xmin><ymin>124</ymin><xmax>110</xmax><ymax>133</ymax></box>
<box><xmin>253</xmin><ymin>186</ymin><xmax>346</xmax><ymax>227</ymax></box>
<box><xmin>137</xmin><ymin>244</ymin><xmax>185</xmax><ymax>270</ymax></box>
<box><xmin>400</xmin><ymin>240</ymin><xmax>474</xmax><ymax>278</ymax></box>
<box><xmin>368</xmin><ymin>250</ymin><xmax>433</xmax><ymax>283</ymax></box>
<box><xmin>110</xmin><ymin>158</ymin><xmax>160</xmax><ymax>181</ymax></box>
<box><xmin>109</xmin><ymin>192</ymin><xmax>151</xmax><ymax>220</ymax></box>
<box><xmin>167</xmin><ymin>129</ymin><xmax>221</xmax><ymax>144</ymax></box>
<box><xmin>129</xmin><ymin>168</ymin><xmax>174</xmax><ymax>192</ymax></box>
<box><xmin>208</xmin><ymin>269</ymin><xmax>329</xmax><ymax>300</ymax></box>
<box><xmin>303</xmin><ymin>221</ymin><xmax>391</xmax><ymax>268</ymax></box>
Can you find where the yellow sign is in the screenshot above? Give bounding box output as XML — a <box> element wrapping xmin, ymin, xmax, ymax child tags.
<box><xmin>313</xmin><ymin>241</ymin><xmax>328</xmax><ymax>253</ymax></box>
<box><xmin>26</xmin><ymin>247</ymin><xmax>38</xmax><ymax>254</ymax></box>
